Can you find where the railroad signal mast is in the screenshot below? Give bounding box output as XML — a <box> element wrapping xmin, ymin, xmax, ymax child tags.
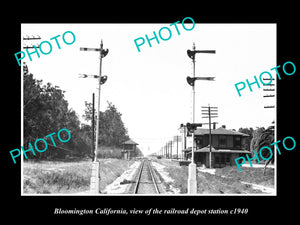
<box><xmin>186</xmin><ymin>42</ymin><xmax>216</xmax><ymax>194</ymax></box>
<box><xmin>80</xmin><ymin>39</ymin><xmax>109</xmax><ymax>194</ymax></box>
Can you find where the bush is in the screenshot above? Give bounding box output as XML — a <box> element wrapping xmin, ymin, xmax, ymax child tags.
<box><xmin>97</xmin><ymin>146</ymin><xmax>122</xmax><ymax>159</ymax></box>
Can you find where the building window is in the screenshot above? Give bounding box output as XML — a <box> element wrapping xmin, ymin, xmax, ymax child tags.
<box><xmin>234</xmin><ymin>136</ymin><xmax>241</xmax><ymax>149</ymax></box>
<box><xmin>226</xmin><ymin>154</ymin><xmax>230</xmax><ymax>163</ymax></box>
<box><xmin>219</xmin><ymin>135</ymin><xmax>227</xmax><ymax>148</ymax></box>
<box><xmin>195</xmin><ymin>136</ymin><xmax>203</xmax><ymax>148</ymax></box>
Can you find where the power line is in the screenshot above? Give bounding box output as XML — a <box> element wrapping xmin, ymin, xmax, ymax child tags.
<box><xmin>263</xmin><ymin>76</ymin><xmax>275</xmax><ymax>109</ymax></box>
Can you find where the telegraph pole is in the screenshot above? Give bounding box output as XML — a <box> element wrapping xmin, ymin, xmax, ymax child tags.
<box><xmin>167</xmin><ymin>142</ymin><xmax>169</xmax><ymax>159</ymax></box>
<box><xmin>176</xmin><ymin>135</ymin><xmax>179</xmax><ymax>159</ymax></box>
<box><xmin>170</xmin><ymin>141</ymin><xmax>173</xmax><ymax>159</ymax></box>
<box><xmin>202</xmin><ymin>105</ymin><xmax>218</xmax><ymax>168</ymax></box>
<box><xmin>80</xmin><ymin>39</ymin><xmax>109</xmax><ymax>194</ymax></box>
<box><xmin>165</xmin><ymin>144</ymin><xmax>167</xmax><ymax>158</ymax></box>
<box><xmin>95</xmin><ymin>41</ymin><xmax>103</xmax><ymax>162</ymax></box>
<box><xmin>166</xmin><ymin>143</ymin><xmax>168</xmax><ymax>158</ymax></box>
<box><xmin>92</xmin><ymin>93</ymin><xmax>95</xmax><ymax>161</ymax></box>
<box><xmin>180</xmin><ymin>124</ymin><xmax>187</xmax><ymax>160</ymax></box>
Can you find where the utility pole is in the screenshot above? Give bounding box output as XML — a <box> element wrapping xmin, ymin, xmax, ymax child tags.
<box><xmin>180</xmin><ymin>124</ymin><xmax>187</xmax><ymax>160</ymax></box>
<box><xmin>183</xmin><ymin>127</ymin><xmax>186</xmax><ymax>160</ymax></box>
<box><xmin>176</xmin><ymin>135</ymin><xmax>179</xmax><ymax>160</ymax></box>
<box><xmin>92</xmin><ymin>93</ymin><xmax>95</xmax><ymax>161</ymax></box>
<box><xmin>186</xmin><ymin>43</ymin><xmax>216</xmax><ymax>194</ymax></box>
<box><xmin>202</xmin><ymin>105</ymin><xmax>218</xmax><ymax>168</ymax></box>
<box><xmin>167</xmin><ymin>141</ymin><xmax>169</xmax><ymax>158</ymax></box>
<box><xmin>170</xmin><ymin>141</ymin><xmax>173</xmax><ymax>159</ymax></box>
<box><xmin>80</xmin><ymin>39</ymin><xmax>109</xmax><ymax>194</ymax></box>
<box><xmin>165</xmin><ymin>144</ymin><xmax>167</xmax><ymax>158</ymax></box>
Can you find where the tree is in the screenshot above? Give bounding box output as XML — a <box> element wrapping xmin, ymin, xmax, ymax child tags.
<box><xmin>83</xmin><ymin>101</ymin><xmax>95</xmax><ymax>122</ymax></box>
<box><xmin>83</xmin><ymin>101</ymin><xmax>130</xmax><ymax>148</ymax></box>
<box><xmin>23</xmin><ymin>65</ymin><xmax>90</xmax><ymax>160</ymax></box>
<box><xmin>238</xmin><ymin>127</ymin><xmax>254</xmax><ymax>150</ymax></box>
<box><xmin>101</xmin><ymin>102</ymin><xmax>129</xmax><ymax>147</ymax></box>
<box><xmin>250</xmin><ymin>126</ymin><xmax>274</xmax><ymax>175</ymax></box>
<box><xmin>250</xmin><ymin>127</ymin><xmax>266</xmax><ymax>153</ymax></box>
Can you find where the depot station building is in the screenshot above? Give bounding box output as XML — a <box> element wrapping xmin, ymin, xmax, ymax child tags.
<box><xmin>183</xmin><ymin>126</ymin><xmax>251</xmax><ymax>168</ymax></box>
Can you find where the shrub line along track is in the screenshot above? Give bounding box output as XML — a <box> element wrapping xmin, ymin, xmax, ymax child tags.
<box><xmin>133</xmin><ymin>159</ymin><xmax>160</xmax><ymax>194</ymax></box>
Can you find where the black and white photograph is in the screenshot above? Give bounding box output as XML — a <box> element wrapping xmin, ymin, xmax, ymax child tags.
<box><xmin>20</xmin><ymin>23</ymin><xmax>276</xmax><ymax>196</ymax></box>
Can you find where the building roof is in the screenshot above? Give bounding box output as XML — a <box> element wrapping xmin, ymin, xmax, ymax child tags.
<box><xmin>123</xmin><ymin>139</ymin><xmax>139</xmax><ymax>145</ymax></box>
<box><xmin>194</xmin><ymin>127</ymin><xmax>249</xmax><ymax>137</ymax></box>
<box><xmin>194</xmin><ymin>145</ymin><xmax>251</xmax><ymax>154</ymax></box>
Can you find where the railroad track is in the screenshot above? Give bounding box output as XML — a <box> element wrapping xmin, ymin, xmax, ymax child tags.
<box><xmin>133</xmin><ymin>159</ymin><xmax>160</xmax><ymax>194</ymax></box>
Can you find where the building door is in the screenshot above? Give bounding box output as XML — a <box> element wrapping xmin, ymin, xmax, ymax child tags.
<box><xmin>215</xmin><ymin>153</ymin><xmax>226</xmax><ymax>167</ymax></box>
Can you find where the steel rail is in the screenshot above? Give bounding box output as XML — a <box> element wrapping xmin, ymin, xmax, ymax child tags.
<box><xmin>133</xmin><ymin>160</ymin><xmax>144</xmax><ymax>193</ymax></box>
<box><xmin>148</xmin><ymin>161</ymin><xmax>160</xmax><ymax>194</ymax></box>
<box><xmin>134</xmin><ymin>159</ymin><xmax>160</xmax><ymax>194</ymax></box>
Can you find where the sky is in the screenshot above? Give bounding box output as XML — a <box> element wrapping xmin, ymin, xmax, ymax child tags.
<box><xmin>21</xmin><ymin>23</ymin><xmax>276</xmax><ymax>156</ymax></box>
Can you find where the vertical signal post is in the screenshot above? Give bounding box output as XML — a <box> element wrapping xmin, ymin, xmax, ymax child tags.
<box><xmin>186</xmin><ymin>43</ymin><xmax>216</xmax><ymax>194</ymax></box>
<box><xmin>80</xmin><ymin>40</ymin><xmax>109</xmax><ymax>194</ymax></box>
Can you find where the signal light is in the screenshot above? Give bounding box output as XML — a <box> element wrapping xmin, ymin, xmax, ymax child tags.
<box><xmin>100</xmin><ymin>75</ymin><xmax>107</xmax><ymax>85</ymax></box>
<box><xmin>187</xmin><ymin>76</ymin><xmax>196</xmax><ymax>86</ymax></box>
<box><xmin>187</xmin><ymin>50</ymin><xmax>195</xmax><ymax>60</ymax></box>
<box><xmin>186</xmin><ymin>123</ymin><xmax>192</xmax><ymax>132</ymax></box>
<box><xmin>186</xmin><ymin>123</ymin><xmax>202</xmax><ymax>133</ymax></box>
<box><xmin>101</xmin><ymin>49</ymin><xmax>109</xmax><ymax>58</ymax></box>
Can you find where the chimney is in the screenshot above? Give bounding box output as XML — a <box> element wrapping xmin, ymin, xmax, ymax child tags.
<box><xmin>213</xmin><ymin>122</ymin><xmax>216</xmax><ymax>129</ymax></box>
<box><xmin>222</xmin><ymin>125</ymin><xmax>226</xmax><ymax>129</ymax></box>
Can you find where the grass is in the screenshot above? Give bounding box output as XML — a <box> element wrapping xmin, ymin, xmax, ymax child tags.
<box><xmin>153</xmin><ymin>159</ymin><xmax>188</xmax><ymax>193</ymax></box>
<box><xmin>214</xmin><ymin>166</ymin><xmax>274</xmax><ymax>188</ymax></box>
<box><xmin>165</xmin><ymin>166</ymin><xmax>188</xmax><ymax>193</ymax></box>
<box><xmin>153</xmin><ymin>159</ymin><xmax>274</xmax><ymax>194</ymax></box>
<box><xmin>23</xmin><ymin>159</ymin><xmax>134</xmax><ymax>194</ymax></box>
<box><xmin>197</xmin><ymin>171</ymin><xmax>263</xmax><ymax>194</ymax></box>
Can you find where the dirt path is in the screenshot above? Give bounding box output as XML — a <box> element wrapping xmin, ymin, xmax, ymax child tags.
<box><xmin>102</xmin><ymin>161</ymin><xmax>140</xmax><ymax>194</ymax></box>
<box><xmin>151</xmin><ymin>161</ymin><xmax>181</xmax><ymax>194</ymax></box>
